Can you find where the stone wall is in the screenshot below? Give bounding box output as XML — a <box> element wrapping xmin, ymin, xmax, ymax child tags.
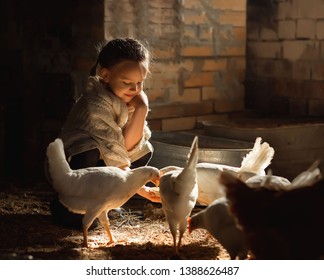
<box><xmin>246</xmin><ymin>0</ymin><xmax>324</xmax><ymax>117</ymax></box>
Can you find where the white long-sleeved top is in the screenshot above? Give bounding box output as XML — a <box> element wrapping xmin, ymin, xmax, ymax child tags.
<box><xmin>59</xmin><ymin>76</ymin><xmax>153</xmax><ymax>168</ymax></box>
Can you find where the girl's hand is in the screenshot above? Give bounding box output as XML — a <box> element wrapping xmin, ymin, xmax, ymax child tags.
<box><xmin>127</xmin><ymin>91</ymin><xmax>149</xmax><ymax>110</ymax></box>
<box><xmin>123</xmin><ymin>91</ymin><xmax>149</xmax><ymax>151</ymax></box>
<box><xmin>137</xmin><ymin>186</ymin><xmax>161</xmax><ymax>203</ymax></box>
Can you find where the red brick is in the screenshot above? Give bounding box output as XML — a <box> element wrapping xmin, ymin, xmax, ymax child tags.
<box><xmin>182</xmin><ymin>10</ymin><xmax>209</xmax><ymax>25</ymax></box>
<box><xmin>218</xmin><ymin>11</ymin><xmax>246</xmax><ymax>27</ymax></box>
<box><xmin>184</xmin><ymin>72</ymin><xmax>216</xmax><ymax>87</ymax></box>
<box><xmin>202</xmin><ymin>59</ymin><xmax>227</xmax><ymax>71</ymax></box>
<box><xmin>211</xmin><ymin>0</ymin><xmax>246</xmax><ymax>11</ymax></box>
<box><xmin>149</xmin><ymin>0</ymin><xmax>175</xmax><ymax>8</ymax></box>
<box><xmin>181</xmin><ymin>46</ymin><xmax>214</xmax><ymax>57</ymax></box>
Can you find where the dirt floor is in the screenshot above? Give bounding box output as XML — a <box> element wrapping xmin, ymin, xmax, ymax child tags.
<box><xmin>0</xmin><ymin>182</ymin><xmax>230</xmax><ymax>260</ymax></box>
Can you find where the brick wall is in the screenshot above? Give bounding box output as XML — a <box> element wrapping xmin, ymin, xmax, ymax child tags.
<box><xmin>101</xmin><ymin>0</ymin><xmax>247</xmax><ymax>131</ymax></box>
<box><xmin>246</xmin><ymin>0</ymin><xmax>324</xmax><ymax>117</ymax></box>
<box><xmin>1</xmin><ymin>0</ymin><xmax>247</xmax><ymax>180</ymax></box>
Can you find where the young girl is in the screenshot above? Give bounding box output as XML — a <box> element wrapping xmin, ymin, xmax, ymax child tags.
<box><xmin>48</xmin><ymin>38</ymin><xmax>160</xmax><ymax>228</ymax></box>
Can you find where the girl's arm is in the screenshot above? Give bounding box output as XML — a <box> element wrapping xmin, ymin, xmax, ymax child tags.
<box><xmin>123</xmin><ymin>91</ymin><xmax>149</xmax><ymax>151</ymax></box>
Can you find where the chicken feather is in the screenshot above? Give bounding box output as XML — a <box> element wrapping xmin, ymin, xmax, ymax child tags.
<box><xmin>239</xmin><ymin>137</ymin><xmax>274</xmax><ymax>176</ymax></box>
<box><xmin>196</xmin><ymin>137</ymin><xmax>274</xmax><ymax>205</ymax></box>
<box><xmin>245</xmin><ymin>160</ymin><xmax>322</xmax><ymax>191</ymax></box>
<box><xmin>290</xmin><ymin>159</ymin><xmax>322</xmax><ymax>188</ymax></box>
<box><xmin>46</xmin><ymin>138</ymin><xmax>160</xmax><ymax>247</ymax></box>
<box><xmin>245</xmin><ymin>169</ymin><xmax>291</xmax><ymax>190</ymax></box>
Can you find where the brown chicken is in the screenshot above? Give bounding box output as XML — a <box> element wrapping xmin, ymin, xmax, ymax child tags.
<box><xmin>219</xmin><ymin>171</ymin><xmax>324</xmax><ymax>260</ymax></box>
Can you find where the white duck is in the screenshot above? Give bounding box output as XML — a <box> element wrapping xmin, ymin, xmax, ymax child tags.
<box><xmin>46</xmin><ymin>138</ymin><xmax>160</xmax><ymax>247</ymax></box>
<box><xmin>159</xmin><ymin>136</ymin><xmax>199</xmax><ymax>256</ymax></box>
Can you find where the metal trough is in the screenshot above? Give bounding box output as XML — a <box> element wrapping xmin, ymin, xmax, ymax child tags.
<box><xmin>149</xmin><ymin>131</ymin><xmax>254</xmax><ymax>169</ymax></box>
<box><xmin>203</xmin><ymin>119</ymin><xmax>324</xmax><ymax>180</ymax></box>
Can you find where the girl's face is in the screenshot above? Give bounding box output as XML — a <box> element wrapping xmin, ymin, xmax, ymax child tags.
<box><xmin>104</xmin><ymin>61</ymin><xmax>148</xmax><ymax>103</ymax></box>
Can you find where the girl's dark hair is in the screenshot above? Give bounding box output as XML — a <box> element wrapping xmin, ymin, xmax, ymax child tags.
<box><xmin>90</xmin><ymin>38</ymin><xmax>150</xmax><ymax>76</ymax></box>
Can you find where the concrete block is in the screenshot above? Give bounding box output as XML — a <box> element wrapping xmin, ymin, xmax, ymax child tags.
<box><xmin>277</xmin><ymin>2</ymin><xmax>292</xmax><ymax>20</ymax></box>
<box><xmin>247</xmin><ymin>22</ymin><xmax>260</xmax><ymax>40</ymax></box>
<box><xmin>260</xmin><ymin>27</ymin><xmax>278</xmax><ymax>40</ymax></box>
<box><xmin>290</xmin><ymin>0</ymin><xmax>324</xmax><ymax>19</ymax></box>
<box><xmin>309</xmin><ymin>99</ymin><xmax>324</xmax><ymax>116</ymax></box>
<box><xmin>311</xmin><ymin>62</ymin><xmax>324</xmax><ymax>81</ymax></box>
<box><xmin>292</xmin><ymin>61</ymin><xmax>312</xmax><ymax>80</ymax></box>
<box><xmin>321</xmin><ymin>42</ymin><xmax>324</xmax><ymax>59</ymax></box>
<box><xmin>248</xmin><ymin>42</ymin><xmax>282</xmax><ymax>59</ymax></box>
<box><xmin>304</xmin><ymin>81</ymin><xmax>324</xmax><ymax>99</ymax></box>
<box><xmin>248</xmin><ymin>59</ymin><xmax>292</xmax><ymax>79</ymax></box>
<box><xmin>282</xmin><ymin>41</ymin><xmax>319</xmax><ymax>61</ymax></box>
<box><xmin>316</xmin><ymin>20</ymin><xmax>324</xmax><ymax>40</ymax></box>
<box><xmin>278</xmin><ymin>20</ymin><xmax>296</xmax><ymax>39</ymax></box>
<box><xmin>289</xmin><ymin>98</ymin><xmax>308</xmax><ymax>116</ymax></box>
<box><xmin>296</xmin><ymin>19</ymin><xmax>316</xmax><ymax>39</ymax></box>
